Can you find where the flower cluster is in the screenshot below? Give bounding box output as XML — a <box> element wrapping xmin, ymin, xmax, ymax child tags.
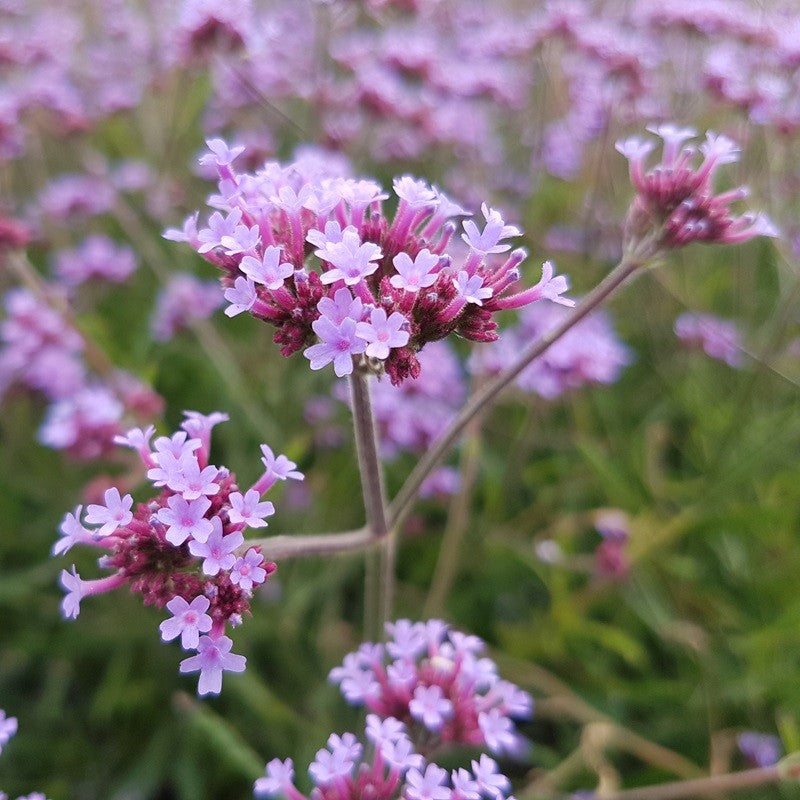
<box><xmin>150</xmin><ymin>273</ymin><xmax>224</xmax><ymax>342</ymax></box>
<box><xmin>469</xmin><ymin>302</ymin><xmax>631</xmax><ymax>400</ymax></box>
<box><xmin>52</xmin><ymin>234</ymin><xmax>138</xmax><ymax>287</ymax></box>
<box><xmin>329</xmin><ymin>620</ymin><xmax>532</xmax><ymax>756</ymax></box>
<box><xmin>255</xmin><ymin>715</ymin><xmax>514</xmax><ymax>800</ymax></box>
<box><xmin>674</xmin><ymin>311</ymin><xmax>743</xmax><ymax>368</ymax></box>
<box><xmin>54</xmin><ymin>411</ymin><xmax>303</xmax><ymax>695</ymax></box>
<box><xmin>173</xmin><ymin>140</ymin><xmax>572</xmax><ymax>385</ymax></box>
<box><xmin>616</xmin><ymin>124</ymin><xmax>778</xmax><ymax>248</ymax></box>
<box><xmin>0</xmin><ymin>288</ymin><xmax>162</xmax><ymax>459</ymax></box>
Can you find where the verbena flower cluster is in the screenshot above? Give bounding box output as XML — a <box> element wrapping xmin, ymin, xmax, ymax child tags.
<box><xmin>255</xmin><ymin>715</ymin><xmax>515</xmax><ymax>800</ymax></box>
<box><xmin>469</xmin><ymin>303</ymin><xmax>631</xmax><ymax>400</ymax></box>
<box><xmin>329</xmin><ymin>620</ymin><xmax>532</xmax><ymax>756</ymax></box>
<box><xmin>0</xmin><ymin>288</ymin><xmax>162</xmax><ymax>459</ymax></box>
<box><xmin>172</xmin><ymin>140</ymin><xmax>572</xmax><ymax>385</ymax></box>
<box><xmin>54</xmin><ymin>410</ymin><xmax>303</xmax><ymax>695</ymax></box>
<box><xmin>616</xmin><ymin>125</ymin><xmax>778</xmax><ymax>248</ymax></box>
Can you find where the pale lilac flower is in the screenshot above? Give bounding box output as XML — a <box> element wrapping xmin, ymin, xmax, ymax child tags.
<box><xmin>317</xmin><ymin>288</ymin><xmax>364</xmax><ymax>325</ymax></box>
<box><xmin>181</xmin><ymin>411</ymin><xmax>229</xmax><ymax>458</ymax></box>
<box><xmin>674</xmin><ymin>312</ymin><xmax>743</xmax><ymax>367</ymax></box>
<box><xmin>355</xmin><ymin>308</ymin><xmax>409</xmax><ymax>360</ymax></box>
<box><xmin>381</xmin><ymin>735</ymin><xmax>425</xmax><ymax>773</ymax></box>
<box><xmin>53</xmin><ymin>506</ymin><xmax>94</xmax><ymax>556</ymax></box>
<box><xmin>188</xmin><ymin>517</ymin><xmax>243</xmax><ymax>575</ymax></box>
<box><xmin>259</xmin><ymin>445</ymin><xmax>303</xmax><ymax>481</ymax></box>
<box><xmin>394</xmin><ymin>176</ymin><xmax>438</xmax><ymax>208</ymax></box>
<box><xmin>390</xmin><ymin>250</ymin><xmax>440</xmax><ymax>292</ymax></box>
<box><xmin>0</xmin><ymin>710</ymin><xmax>17</xmax><ymax>755</ymax></box>
<box><xmin>200</xmin><ymin>138</ymin><xmax>245</xmax><ymax>168</ymax></box>
<box><xmin>451</xmin><ymin>769</ymin><xmax>481</xmax><ymax>800</ymax></box>
<box><xmin>240</xmin><ymin>246</ymin><xmax>295</xmax><ymax>290</ymax></box>
<box><xmin>151</xmin><ymin>273</ymin><xmax>223</xmax><ymax>341</ymax></box>
<box><xmin>271</xmin><ymin>184</ymin><xmax>315</xmax><ymax>214</ymax></box>
<box><xmin>160</xmin><ymin>595</ymin><xmax>213</xmax><ymax>649</ymax></box>
<box><xmin>365</xmin><ymin>714</ymin><xmax>406</xmax><ymax>746</ymax></box>
<box><xmin>255</xmin><ymin>758</ymin><xmax>295</xmax><ymax>797</ymax></box>
<box><xmin>167</xmin><ymin>455</ymin><xmax>220</xmax><ymax>500</ymax></box>
<box><xmin>305</xmin><ymin>316</ymin><xmax>367</xmax><ymax>376</ymax></box>
<box><xmin>85</xmin><ymin>487</ymin><xmax>133</xmax><ymax>537</ymax></box>
<box><xmin>405</xmin><ymin>765</ymin><xmax>451</xmax><ymax>800</ymax></box>
<box><xmin>220</xmin><ymin>224</ymin><xmax>260</xmax><ymax>256</ymax></box>
<box><xmin>230</xmin><ymin>548</ymin><xmax>267</xmax><ymax>592</ymax></box>
<box><xmin>738</xmin><ymin>732</ymin><xmax>782</xmax><ymax>768</ymax></box>
<box><xmin>478</xmin><ymin>709</ymin><xmax>518</xmax><ymax>754</ymax></box>
<box><xmin>307</xmin><ymin>220</ymin><xmax>346</xmax><ymax>252</ymax></box>
<box><xmin>309</xmin><ymin>733</ymin><xmax>363</xmax><ymax>785</ymax></box>
<box><xmin>179</xmin><ymin>634</ymin><xmax>246</xmax><ymax>696</ymax></box>
<box><xmin>318</xmin><ymin>228</ymin><xmax>383</xmax><ymax>286</ymax></box>
<box><xmin>154</xmin><ymin>431</ymin><xmax>201</xmax><ymax>460</ymax></box>
<box><xmin>453</xmin><ymin>271</ymin><xmax>493</xmax><ymax>306</ymax></box>
<box><xmin>461</xmin><ymin>204</ymin><xmax>520</xmax><ymax>255</ymax></box>
<box><xmin>163</xmin><ymin>213</ymin><xmax>200</xmax><ymax>244</ymax></box>
<box><xmin>113</xmin><ymin>425</ymin><xmax>155</xmax><ymax>461</ymax></box>
<box><xmin>197</xmin><ymin>208</ymin><xmax>242</xmax><ymax>253</ymax></box>
<box><xmin>156</xmin><ymin>495</ymin><xmax>214</xmax><ymax>545</ymax></box>
<box><xmin>410</xmin><ymin>685</ymin><xmax>453</xmax><ymax>731</ymax></box>
<box><xmin>471</xmin><ymin>756</ymin><xmax>510</xmax><ymax>800</ymax></box>
<box><xmin>224</xmin><ymin>276</ymin><xmax>258</xmax><ymax>317</ymax></box>
<box><xmin>386</xmin><ymin>619</ymin><xmax>427</xmax><ymax>660</ymax></box>
<box><xmin>530</xmin><ymin>261</ymin><xmax>574</xmax><ymax>307</ymax></box>
<box><xmin>59</xmin><ymin>566</ymin><xmax>83</xmax><ymax>619</ymax></box>
<box><xmin>228</xmin><ymin>489</ymin><xmax>275</xmax><ymax>528</ymax></box>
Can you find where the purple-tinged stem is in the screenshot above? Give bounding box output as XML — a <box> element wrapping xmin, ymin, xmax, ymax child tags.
<box><xmin>584</xmin><ymin>762</ymin><xmax>799</xmax><ymax>800</ymax></box>
<box><xmin>244</xmin><ymin>528</ymin><xmax>372</xmax><ymax>560</ymax></box>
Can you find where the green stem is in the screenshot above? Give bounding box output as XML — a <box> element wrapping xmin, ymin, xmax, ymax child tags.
<box><xmin>349</xmin><ymin>371</ymin><xmax>392</xmax><ymax>638</ymax></box>
<box><xmin>244</xmin><ymin>528</ymin><xmax>371</xmax><ymax>560</ymax></box>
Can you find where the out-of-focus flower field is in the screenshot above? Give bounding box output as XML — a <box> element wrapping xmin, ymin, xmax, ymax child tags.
<box><xmin>2</xmin><ymin>1</ymin><xmax>800</xmax><ymax>798</ymax></box>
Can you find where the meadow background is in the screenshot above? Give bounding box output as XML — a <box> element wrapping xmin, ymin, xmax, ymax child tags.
<box><xmin>2</xmin><ymin>1</ymin><xmax>800</xmax><ymax>798</ymax></box>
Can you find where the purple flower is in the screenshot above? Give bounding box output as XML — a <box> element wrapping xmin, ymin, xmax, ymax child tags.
<box><xmin>166</xmin><ymin>455</ymin><xmax>220</xmax><ymax>500</ymax></box>
<box><xmin>53</xmin><ymin>506</ymin><xmax>93</xmax><ymax>556</ymax></box>
<box><xmin>59</xmin><ymin>566</ymin><xmax>83</xmax><ymax>619</ymax></box>
<box><xmin>453</xmin><ymin>271</ymin><xmax>492</xmax><ymax>306</ymax></box>
<box><xmin>305</xmin><ymin>316</ymin><xmax>367</xmax><ymax>376</ymax></box>
<box><xmin>471</xmin><ymin>755</ymin><xmax>510</xmax><ymax>799</ymax></box>
<box><xmin>156</xmin><ymin>495</ymin><xmax>214</xmax><ymax>546</ymax></box>
<box><xmin>394</xmin><ymin>176</ymin><xmax>438</xmax><ymax>208</ymax></box>
<box><xmin>85</xmin><ymin>487</ymin><xmax>133</xmax><ymax>537</ymax></box>
<box><xmin>461</xmin><ymin>204</ymin><xmax>520</xmax><ymax>255</ymax></box>
<box><xmin>0</xmin><ymin>709</ymin><xmax>17</xmax><ymax>755</ymax></box>
<box><xmin>259</xmin><ymin>445</ymin><xmax>303</xmax><ymax>481</ymax></box>
<box><xmin>220</xmin><ymin>224</ymin><xmax>261</xmax><ymax>256</ymax></box>
<box><xmin>188</xmin><ymin>517</ymin><xmax>243</xmax><ymax>576</ymax></box>
<box><xmin>355</xmin><ymin>308</ymin><xmax>409</xmax><ymax>360</ymax></box>
<box><xmin>160</xmin><ymin>595</ymin><xmax>213</xmax><ymax>650</ymax></box>
<box><xmin>228</xmin><ymin>489</ymin><xmax>275</xmax><ymax>528</ymax></box>
<box><xmin>405</xmin><ymin>765</ymin><xmax>451</xmax><ymax>800</ymax></box>
<box><xmin>390</xmin><ymin>249</ymin><xmax>440</xmax><ymax>292</ymax></box>
<box><xmin>199</xmin><ymin>138</ymin><xmax>245</xmax><ymax>168</ymax></box>
<box><xmin>224</xmin><ymin>276</ymin><xmax>258</xmax><ymax>317</ymax></box>
<box><xmin>409</xmin><ymin>685</ymin><xmax>454</xmax><ymax>732</ymax></box>
<box><xmin>230</xmin><ymin>548</ymin><xmax>268</xmax><ymax>592</ymax></box>
<box><xmin>197</xmin><ymin>209</ymin><xmax>242</xmax><ymax>253</ymax></box>
<box><xmin>386</xmin><ymin>619</ymin><xmax>427</xmax><ymax>660</ymax></box>
<box><xmin>255</xmin><ymin>758</ymin><xmax>295</xmax><ymax>797</ymax></box>
<box><xmin>317</xmin><ymin>288</ymin><xmax>364</xmax><ymax>325</ymax></box>
<box><xmin>478</xmin><ymin>709</ymin><xmax>517</xmax><ymax>754</ymax></box>
<box><xmin>240</xmin><ymin>246</ymin><xmax>294</xmax><ymax>290</ymax></box>
<box><xmin>309</xmin><ymin>733</ymin><xmax>362</xmax><ymax>785</ymax></box>
<box><xmin>738</xmin><ymin>732</ymin><xmax>782</xmax><ymax>768</ymax></box>
<box><xmin>451</xmin><ymin>769</ymin><xmax>481</xmax><ymax>800</ymax></box>
<box><xmin>179</xmin><ymin>634</ymin><xmax>246</xmax><ymax>696</ymax></box>
<box><xmin>318</xmin><ymin>228</ymin><xmax>383</xmax><ymax>286</ymax></box>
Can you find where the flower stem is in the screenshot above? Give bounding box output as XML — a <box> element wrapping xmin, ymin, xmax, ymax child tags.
<box><xmin>581</xmin><ymin>764</ymin><xmax>793</xmax><ymax>800</ymax></box>
<box><xmin>244</xmin><ymin>528</ymin><xmax>372</xmax><ymax>560</ymax></box>
<box><xmin>388</xmin><ymin>251</ymin><xmax>648</xmax><ymax>532</ymax></box>
<box><xmin>349</xmin><ymin>371</ymin><xmax>392</xmax><ymax>638</ymax></box>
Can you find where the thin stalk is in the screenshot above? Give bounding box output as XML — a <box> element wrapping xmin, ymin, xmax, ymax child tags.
<box><xmin>245</xmin><ymin>527</ymin><xmax>372</xmax><ymax>561</ymax></box>
<box><xmin>389</xmin><ymin>252</ymin><xmax>649</xmax><ymax>531</ymax></box>
<box><xmin>587</xmin><ymin>764</ymin><xmax>794</xmax><ymax>800</ymax></box>
<box><xmin>349</xmin><ymin>372</ymin><xmax>391</xmax><ymax>638</ymax></box>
